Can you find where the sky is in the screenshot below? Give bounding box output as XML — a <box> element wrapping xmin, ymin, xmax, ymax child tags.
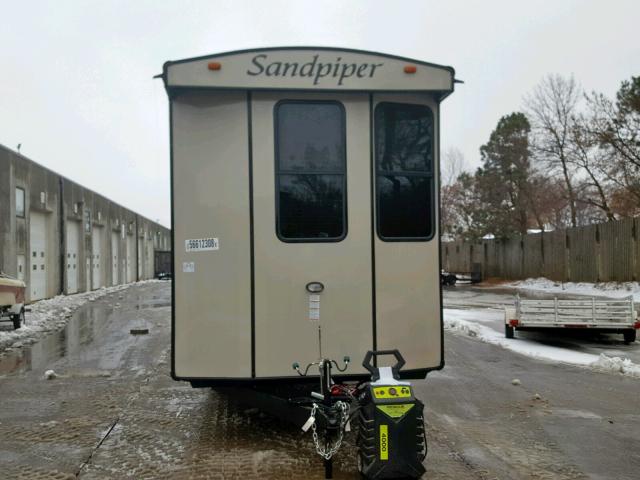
<box><xmin>1</xmin><ymin>0</ymin><xmax>638</xmax><ymax>227</ymax></box>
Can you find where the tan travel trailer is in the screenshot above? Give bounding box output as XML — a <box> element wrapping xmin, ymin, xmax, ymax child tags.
<box><xmin>163</xmin><ymin>47</ymin><xmax>456</xmax><ymax>478</ymax></box>
<box><xmin>162</xmin><ymin>47</ymin><xmax>456</xmax><ymax>386</ymax></box>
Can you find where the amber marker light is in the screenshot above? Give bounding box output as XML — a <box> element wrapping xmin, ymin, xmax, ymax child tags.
<box><xmin>404</xmin><ymin>65</ymin><xmax>417</xmax><ymax>74</ymax></box>
<box><xmin>208</xmin><ymin>62</ymin><xmax>222</xmax><ymax>71</ymax></box>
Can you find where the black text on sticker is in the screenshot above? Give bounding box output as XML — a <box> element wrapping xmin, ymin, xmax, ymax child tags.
<box><xmin>185</xmin><ymin>238</ymin><xmax>219</xmax><ymax>252</ymax></box>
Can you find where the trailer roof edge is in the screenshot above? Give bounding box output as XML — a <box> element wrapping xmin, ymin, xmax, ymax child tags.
<box><xmin>163</xmin><ymin>46</ymin><xmax>455</xmax><ymax>75</ymax></box>
<box><xmin>161</xmin><ymin>46</ymin><xmax>456</xmax><ymax>96</ymax></box>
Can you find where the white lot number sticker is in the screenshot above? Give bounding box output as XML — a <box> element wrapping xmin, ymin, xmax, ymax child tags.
<box><xmin>309</xmin><ymin>294</ymin><xmax>320</xmax><ymax>321</ymax></box>
<box><xmin>185</xmin><ymin>238</ymin><xmax>219</xmax><ymax>252</ymax></box>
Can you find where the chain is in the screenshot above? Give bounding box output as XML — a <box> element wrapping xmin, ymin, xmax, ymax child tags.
<box><xmin>310</xmin><ymin>401</ymin><xmax>350</xmax><ymax>460</ymax></box>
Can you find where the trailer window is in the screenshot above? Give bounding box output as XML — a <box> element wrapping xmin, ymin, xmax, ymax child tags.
<box><xmin>374</xmin><ymin>103</ymin><xmax>434</xmax><ymax>240</ymax></box>
<box><xmin>275</xmin><ymin>101</ymin><xmax>346</xmax><ymax>241</ymax></box>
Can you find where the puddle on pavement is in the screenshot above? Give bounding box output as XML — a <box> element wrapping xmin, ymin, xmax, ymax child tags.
<box><xmin>135</xmin><ymin>302</ymin><xmax>170</xmax><ymax>310</ymax></box>
<box><xmin>131</xmin><ymin>293</ymin><xmax>170</xmax><ymax>310</ymax></box>
<box><xmin>0</xmin><ymin>303</ymin><xmax>112</xmax><ymax>376</ymax></box>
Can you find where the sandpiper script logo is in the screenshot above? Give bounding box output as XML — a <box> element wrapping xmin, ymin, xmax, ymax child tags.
<box><xmin>247</xmin><ymin>54</ymin><xmax>384</xmax><ymax>86</ymax></box>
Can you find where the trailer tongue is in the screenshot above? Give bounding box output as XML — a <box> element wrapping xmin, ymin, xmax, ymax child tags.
<box><xmin>291</xmin><ymin>350</ymin><xmax>426</xmax><ymax>479</ymax></box>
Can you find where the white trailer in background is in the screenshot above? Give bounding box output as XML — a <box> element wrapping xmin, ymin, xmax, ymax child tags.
<box><xmin>0</xmin><ymin>273</ymin><xmax>26</xmax><ymax>329</ymax></box>
<box><xmin>505</xmin><ymin>295</ymin><xmax>638</xmax><ymax>343</ymax></box>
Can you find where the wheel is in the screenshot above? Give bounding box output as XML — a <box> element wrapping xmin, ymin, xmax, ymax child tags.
<box><xmin>505</xmin><ymin>323</ymin><xmax>514</xmax><ymax>339</ymax></box>
<box><xmin>449</xmin><ymin>276</ymin><xmax>457</xmax><ymax>286</ymax></box>
<box><xmin>12</xmin><ymin>310</ymin><xmax>25</xmax><ymax>330</ymax></box>
<box><xmin>623</xmin><ymin>329</ymin><xmax>636</xmax><ymax>344</ymax></box>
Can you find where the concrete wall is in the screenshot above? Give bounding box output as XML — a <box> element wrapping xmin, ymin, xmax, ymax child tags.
<box><xmin>442</xmin><ymin>216</ymin><xmax>639</xmax><ymax>283</ymax></box>
<box><xmin>0</xmin><ymin>144</ymin><xmax>171</xmax><ymax>302</ymax></box>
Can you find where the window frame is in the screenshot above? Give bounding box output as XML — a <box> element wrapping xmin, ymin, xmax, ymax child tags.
<box><xmin>84</xmin><ymin>209</ymin><xmax>92</xmax><ymax>233</ymax></box>
<box><xmin>273</xmin><ymin>99</ymin><xmax>348</xmax><ymax>243</ymax></box>
<box><xmin>15</xmin><ymin>187</ymin><xmax>25</xmax><ymax>218</ymax></box>
<box><xmin>374</xmin><ymin>101</ymin><xmax>436</xmax><ymax>242</ymax></box>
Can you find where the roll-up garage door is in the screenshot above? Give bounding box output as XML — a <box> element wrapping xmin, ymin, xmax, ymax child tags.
<box><xmin>137</xmin><ymin>237</ymin><xmax>143</xmax><ymax>280</ymax></box>
<box><xmin>29</xmin><ymin>212</ymin><xmax>47</xmax><ymax>301</ymax></box>
<box><xmin>111</xmin><ymin>231</ymin><xmax>119</xmax><ymax>286</ymax></box>
<box><xmin>66</xmin><ymin>221</ymin><xmax>81</xmax><ymax>294</ymax></box>
<box><xmin>147</xmin><ymin>238</ymin><xmax>154</xmax><ymax>279</ymax></box>
<box><xmin>126</xmin><ymin>234</ymin><xmax>135</xmax><ymax>283</ymax></box>
<box><xmin>92</xmin><ymin>227</ymin><xmax>103</xmax><ymax>289</ymax></box>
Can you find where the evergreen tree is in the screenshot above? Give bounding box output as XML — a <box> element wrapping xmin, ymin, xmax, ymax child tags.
<box><xmin>476</xmin><ymin>112</ymin><xmax>533</xmax><ymax>238</ymax></box>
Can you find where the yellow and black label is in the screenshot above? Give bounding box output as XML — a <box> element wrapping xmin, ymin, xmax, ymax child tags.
<box><xmin>379</xmin><ymin>424</ymin><xmax>388</xmax><ymax>460</ymax></box>
<box><xmin>372</xmin><ymin>385</ymin><xmax>412</xmax><ymax>399</ymax></box>
<box><xmin>377</xmin><ymin>403</ymin><xmax>414</xmax><ymax>419</ymax></box>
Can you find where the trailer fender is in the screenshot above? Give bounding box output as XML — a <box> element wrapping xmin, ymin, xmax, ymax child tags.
<box><xmin>504</xmin><ymin>307</ymin><xmax>517</xmax><ymax>325</ymax></box>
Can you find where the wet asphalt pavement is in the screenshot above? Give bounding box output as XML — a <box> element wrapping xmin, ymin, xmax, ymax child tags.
<box><xmin>0</xmin><ymin>282</ymin><xmax>638</xmax><ymax>479</ymax></box>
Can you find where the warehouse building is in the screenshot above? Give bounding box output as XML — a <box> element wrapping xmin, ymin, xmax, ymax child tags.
<box><xmin>0</xmin><ymin>144</ymin><xmax>170</xmax><ymax>302</ymax></box>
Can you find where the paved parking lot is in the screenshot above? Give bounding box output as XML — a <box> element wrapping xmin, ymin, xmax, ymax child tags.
<box><xmin>0</xmin><ymin>282</ymin><xmax>638</xmax><ymax>479</ymax></box>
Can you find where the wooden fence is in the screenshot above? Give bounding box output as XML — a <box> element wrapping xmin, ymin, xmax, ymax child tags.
<box><xmin>442</xmin><ymin>217</ymin><xmax>639</xmax><ymax>282</ymax></box>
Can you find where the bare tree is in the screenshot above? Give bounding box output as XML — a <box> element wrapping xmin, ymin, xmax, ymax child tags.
<box><xmin>569</xmin><ymin>113</ymin><xmax>616</xmax><ymax>220</ymax></box>
<box><xmin>441</xmin><ymin>147</ymin><xmax>467</xmax><ymax>186</ymax></box>
<box><xmin>527</xmin><ymin>175</ymin><xmax>569</xmax><ymax>230</ymax></box>
<box><xmin>441</xmin><ymin>147</ymin><xmax>471</xmax><ymax>239</ymax></box>
<box><xmin>525</xmin><ymin>74</ymin><xmax>581</xmax><ymax>227</ymax></box>
<box><xmin>441</xmin><ymin>172</ymin><xmax>487</xmax><ymax>241</ymax></box>
<box><xmin>585</xmin><ymin>76</ymin><xmax>640</xmax><ymax>210</ymax></box>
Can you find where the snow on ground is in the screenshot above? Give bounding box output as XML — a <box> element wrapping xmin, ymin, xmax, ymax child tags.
<box><xmin>505</xmin><ymin>277</ymin><xmax>640</xmax><ymax>302</ymax></box>
<box><xmin>0</xmin><ymin>280</ymin><xmax>161</xmax><ymax>352</ymax></box>
<box><xmin>444</xmin><ymin>308</ymin><xmax>640</xmax><ymax>378</ymax></box>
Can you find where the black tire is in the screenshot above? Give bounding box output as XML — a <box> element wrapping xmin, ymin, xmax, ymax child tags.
<box><xmin>442</xmin><ymin>274</ymin><xmax>456</xmax><ymax>286</ymax></box>
<box><xmin>505</xmin><ymin>323</ymin><xmax>514</xmax><ymax>339</ymax></box>
<box><xmin>12</xmin><ymin>310</ymin><xmax>24</xmax><ymax>330</ymax></box>
<box><xmin>623</xmin><ymin>329</ymin><xmax>636</xmax><ymax>344</ymax></box>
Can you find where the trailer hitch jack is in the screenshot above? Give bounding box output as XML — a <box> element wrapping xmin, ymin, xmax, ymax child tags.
<box><xmin>293</xmin><ymin>357</ymin><xmax>351</xmax><ymax>479</ymax></box>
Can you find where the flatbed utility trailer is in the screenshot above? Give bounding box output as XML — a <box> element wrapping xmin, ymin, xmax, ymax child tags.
<box><xmin>505</xmin><ymin>295</ymin><xmax>639</xmax><ymax>343</ymax></box>
<box><xmin>161</xmin><ymin>46</ymin><xmax>457</xmax><ymax>478</ymax></box>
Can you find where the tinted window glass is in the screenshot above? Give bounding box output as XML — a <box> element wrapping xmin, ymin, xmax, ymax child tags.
<box><xmin>277</xmin><ymin>103</ymin><xmax>344</xmax><ymax>172</ymax></box>
<box><xmin>375</xmin><ymin>104</ymin><xmax>433</xmax><ymax>173</ymax></box>
<box><xmin>275</xmin><ymin>102</ymin><xmax>346</xmax><ymax>241</ymax></box>
<box><xmin>375</xmin><ymin>103</ymin><xmax>434</xmax><ymax>240</ymax></box>
<box><xmin>378</xmin><ymin>176</ymin><xmax>431</xmax><ymax>238</ymax></box>
<box><xmin>279</xmin><ymin>175</ymin><xmax>344</xmax><ymax>239</ymax></box>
